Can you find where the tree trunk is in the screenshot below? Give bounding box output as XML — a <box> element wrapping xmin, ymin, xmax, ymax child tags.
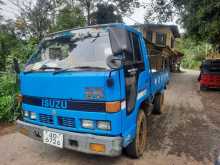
<box><xmin>87</xmin><ymin>7</ymin><xmax>91</xmax><ymax>25</ymax></box>
<box><xmin>86</xmin><ymin>1</ymin><xmax>91</xmax><ymax>25</ymax></box>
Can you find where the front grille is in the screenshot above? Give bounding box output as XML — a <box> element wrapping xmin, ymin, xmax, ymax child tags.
<box><xmin>39</xmin><ymin>114</ymin><xmax>54</xmax><ymax>124</ymax></box>
<box><xmin>22</xmin><ymin>95</ymin><xmax>106</xmax><ymax>112</ymax></box>
<box><xmin>58</xmin><ymin>116</ymin><xmax>75</xmax><ymax>128</ymax></box>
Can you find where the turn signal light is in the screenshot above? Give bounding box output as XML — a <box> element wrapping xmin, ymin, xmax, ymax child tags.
<box><xmin>90</xmin><ymin>143</ymin><xmax>106</xmax><ymax>153</ymax></box>
<box><xmin>105</xmin><ymin>101</ymin><xmax>121</xmax><ymax>113</ymax></box>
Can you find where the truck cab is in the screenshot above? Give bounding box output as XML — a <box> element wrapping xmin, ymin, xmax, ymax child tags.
<box><xmin>17</xmin><ymin>24</ymin><xmax>169</xmax><ymax>158</ymax></box>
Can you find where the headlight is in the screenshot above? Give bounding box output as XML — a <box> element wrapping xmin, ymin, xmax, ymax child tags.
<box><xmin>24</xmin><ymin>111</ymin><xmax>29</xmax><ymax>117</ymax></box>
<box><xmin>81</xmin><ymin>120</ymin><xmax>94</xmax><ymax>129</ymax></box>
<box><xmin>30</xmin><ymin>112</ymin><xmax>37</xmax><ymax>120</ymax></box>
<box><xmin>97</xmin><ymin>121</ymin><xmax>111</xmax><ymax>130</ymax></box>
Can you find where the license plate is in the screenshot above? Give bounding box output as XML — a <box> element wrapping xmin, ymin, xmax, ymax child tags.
<box><xmin>43</xmin><ymin>130</ymin><xmax>63</xmax><ymax>148</ymax></box>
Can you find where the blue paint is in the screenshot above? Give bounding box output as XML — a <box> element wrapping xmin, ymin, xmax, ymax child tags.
<box><xmin>19</xmin><ymin>23</ymin><xmax>170</xmax><ymax>152</ymax></box>
<box><xmin>41</xmin><ymin>99</ymin><xmax>68</xmax><ymax>109</ymax></box>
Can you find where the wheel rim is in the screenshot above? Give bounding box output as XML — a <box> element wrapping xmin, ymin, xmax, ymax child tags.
<box><xmin>136</xmin><ymin>114</ymin><xmax>147</xmax><ymax>155</ymax></box>
<box><xmin>138</xmin><ymin>120</ymin><xmax>145</xmax><ymax>149</ymax></box>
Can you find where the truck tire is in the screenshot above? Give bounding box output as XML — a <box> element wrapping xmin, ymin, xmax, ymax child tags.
<box><xmin>153</xmin><ymin>93</ymin><xmax>164</xmax><ymax>114</ymax></box>
<box><xmin>125</xmin><ymin>110</ymin><xmax>147</xmax><ymax>158</ymax></box>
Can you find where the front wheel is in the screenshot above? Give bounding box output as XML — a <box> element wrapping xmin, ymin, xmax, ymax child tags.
<box><xmin>125</xmin><ymin>110</ymin><xmax>147</xmax><ymax>158</ymax></box>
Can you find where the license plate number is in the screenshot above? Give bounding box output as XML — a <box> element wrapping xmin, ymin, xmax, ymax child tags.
<box><xmin>43</xmin><ymin>130</ymin><xmax>63</xmax><ymax>148</ymax></box>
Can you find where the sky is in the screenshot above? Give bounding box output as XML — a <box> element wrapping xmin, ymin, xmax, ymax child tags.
<box><xmin>123</xmin><ymin>6</ymin><xmax>146</xmax><ymax>25</ymax></box>
<box><xmin>0</xmin><ymin>0</ymin><xmax>21</xmax><ymax>19</ymax></box>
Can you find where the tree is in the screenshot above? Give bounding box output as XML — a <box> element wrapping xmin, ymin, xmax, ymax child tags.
<box><xmin>91</xmin><ymin>3</ymin><xmax>122</xmax><ymax>25</ymax></box>
<box><xmin>0</xmin><ymin>26</ymin><xmax>18</xmax><ymax>71</ymax></box>
<box><xmin>112</xmin><ymin>0</ymin><xmax>140</xmax><ymax>15</ymax></box>
<box><xmin>0</xmin><ymin>0</ymin><xmax>4</xmax><ymax>23</ymax></box>
<box><xmin>144</xmin><ymin>0</ymin><xmax>176</xmax><ymax>23</ymax></box>
<box><xmin>79</xmin><ymin>0</ymin><xmax>139</xmax><ymax>25</ymax></box>
<box><xmin>181</xmin><ymin>0</ymin><xmax>220</xmax><ymax>49</ymax></box>
<box><xmin>16</xmin><ymin>0</ymin><xmax>54</xmax><ymax>40</ymax></box>
<box><xmin>176</xmin><ymin>37</ymin><xmax>213</xmax><ymax>69</ymax></box>
<box><xmin>144</xmin><ymin>0</ymin><xmax>220</xmax><ymax>49</ymax></box>
<box><xmin>52</xmin><ymin>6</ymin><xmax>86</xmax><ymax>31</ymax></box>
<box><xmin>78</xmin><ymin>0</ymin><xmax>97</xmax><ymax>25</ymax></box>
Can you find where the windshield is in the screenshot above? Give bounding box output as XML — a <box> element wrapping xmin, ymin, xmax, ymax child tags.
<box><xmin>25</xmin><ymin>29</ymin><xmax>113</xmax><ymax>72</ymax></box>
<box><xmin>202</xmin><ymin>60</ymin><xmax>220</xmax><ymax>73</ymax></box>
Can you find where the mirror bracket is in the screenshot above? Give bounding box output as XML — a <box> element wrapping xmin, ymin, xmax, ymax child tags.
<box><xmin>106</xmin><ymin>55</ymin><xmax>124</xmax><ymax>70</ymax></box>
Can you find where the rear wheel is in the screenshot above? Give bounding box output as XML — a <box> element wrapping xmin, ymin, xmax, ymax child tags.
<box><xmin>153</xmin><ymin>93</ymin><xmax>164</xmax><ymax>114</ymax></box>
<box><xmin>125</xmin><ymin>110</ymin><xmax>147</xmax><ymax>158</ymax></box>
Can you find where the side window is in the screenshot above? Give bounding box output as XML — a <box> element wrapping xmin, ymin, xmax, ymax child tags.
<box><xmin>124</xmin><ymin>33</ymin><xmax>134</xmax><ymax>65</ymax></box>
<box><xmin>130</xmin><ymin>32</ymin><xmax>143</xmax><ymax>64</ymax></box>
<box><xmin>124</xmin><ymin>50</ymin><xmax>134</xmax><ymax>65</ymax></box>
<box><xmin>156</xmin><ymin>32</ymin><xmax>166</xmax><ymax>46</ymax></box>
<box><xmin>146</xmin><ymin>31</ymin><xmax>153</xmax><ymax>42</ymax></box>
<box><xmin>124</xmin><ymin>32</ymin><xmax>143</xmax><ymax>66</ymax></box>
<box><xmin>132</xmin><ymin>33</ymin><xmax>142</xmax><ymax>63</ymax></box>
<box><xmin>171</xmin><ymin>37</ymin><xmax>174</xmax><ymax>48</ymax></box>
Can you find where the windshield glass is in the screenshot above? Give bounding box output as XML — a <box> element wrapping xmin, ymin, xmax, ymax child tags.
<box><xmin>25</xmin><ymin>28</ymin><xmax>113</xmax><ymax>72</ymax></box>
<box><xmin>202</xmin><ymin>60</ymin><xmax>220</xmax><ymax>73</ymax></box>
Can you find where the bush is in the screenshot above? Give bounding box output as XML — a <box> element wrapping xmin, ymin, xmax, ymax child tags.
<box><xmin>176</xmin><ymin>37</ymin><xmax>213</xmax><ymax>70</ymax></box>
<box><xmin>0</xmin><ymin>73</ymin><xmax>20</xmax><ymax>122</ymax></box>
<box><xmin>0</xmin><ymin>36</ymin><xmax>36</xmax><ymax>122</ymax></box>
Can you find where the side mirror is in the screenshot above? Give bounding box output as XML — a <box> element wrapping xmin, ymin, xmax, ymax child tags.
<box><xmin>13</xmin><ymin>58</ymin><xmax>20</xmax><ymax>74</ymax></box>
<box><xmin>106</xmin><ymin>55</ymin><xmax>123</xmax><ymax>69</ymax></box>
<box><xmin>109</xmin><ymin>28</ymin><xmax>133</xmax><ymax>55</ymax></box>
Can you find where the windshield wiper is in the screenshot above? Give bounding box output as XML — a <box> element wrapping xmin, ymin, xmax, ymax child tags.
<box><xmin>24</xmin><ymin>65</ymin><xmax>62</xmax><ymax>74</ymax></box>
<box><xmin>40</xmin><ymin>65</ymin><xmax>62</xmax><ymax>70</ymax></box>
<box><xmin>53</xmin><ymin>66</ymin><xmax>106</xmax><ymax>75</ymax></box>
<box><xmin>74</xmin><ymin>66</ymin><xmax>106</xmax><ymax>70</ymax></box>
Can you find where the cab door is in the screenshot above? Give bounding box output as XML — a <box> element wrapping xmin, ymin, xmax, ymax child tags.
<box><xmin>124</xmin><ymin>32</ymin><xmax>145</xmax><ymax>114</ymax></box>
<box><xmin>122</xmin><ymin>31</ymin><xmax>147</xmax><ymax>146</ymax></box>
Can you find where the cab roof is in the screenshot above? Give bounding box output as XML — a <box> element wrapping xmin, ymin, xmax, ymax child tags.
<box><xmin>46</xmin><ymin>23</ymin><xmax>140</xmax><ymax>38</ymax></box>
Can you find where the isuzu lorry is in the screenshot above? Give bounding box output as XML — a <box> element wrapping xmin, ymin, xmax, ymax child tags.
<box><xmin>16</xmin><ymin>24</ymin><xmax>170</xmax><ymax>158</ymax></box>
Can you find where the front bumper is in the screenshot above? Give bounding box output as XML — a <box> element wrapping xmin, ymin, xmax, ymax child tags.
<box><xmin>16</xmin><ymin>120</ymin><xmax>122</xmax><ymax>157</ymax></box>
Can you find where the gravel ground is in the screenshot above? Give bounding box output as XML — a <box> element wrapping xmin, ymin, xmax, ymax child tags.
<box><xmin>0</xmin><ymin>70</ymin><xmax>220</xmax><ymax>165</ymax></box>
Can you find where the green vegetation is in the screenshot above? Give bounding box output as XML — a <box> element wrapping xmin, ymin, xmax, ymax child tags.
<box><xmin>52</xmin><ymin>6</ymin><xmax>86</xmax><ymax>32</ymax></box>
<box><xmin>91</xmin><ymin>4</ymin><xmax>123</xmax><ymax>25</ymax></box>
<box><xmin>0</xmin><ymin>27</ymin><xmax>35</xmax><ymax>121</ymax></box>
<box><xmin>176</xmin><ymin>37</ymin><xmax>213</xmax><ymax>69</ymax></box>
<box><xmin>0</xmin><ymin>73</ymin><xmax>19</xmax><ymax>121</ymax></box>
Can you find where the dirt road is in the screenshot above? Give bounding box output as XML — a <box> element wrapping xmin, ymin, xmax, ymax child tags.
<box><xmin>0</xmin><ymin>70</ymin><xmax>220</xmax><ymax>165</ymax></box>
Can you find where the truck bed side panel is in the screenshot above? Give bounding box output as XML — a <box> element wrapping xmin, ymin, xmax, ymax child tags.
<box><xmin>151</xmin><ymin>69</ymin><xmax>169</xmax><ymax>95</ymax></box>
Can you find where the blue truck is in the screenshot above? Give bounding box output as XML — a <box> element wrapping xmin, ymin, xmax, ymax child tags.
<box><xmin>16</xmin><ymin>24</ymin><xmax>170</xmax><ymax>158</ymax></box>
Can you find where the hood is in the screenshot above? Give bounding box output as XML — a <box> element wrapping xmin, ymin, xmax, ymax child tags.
<box><xmin>20</xmin><ymin>71</ymin><xmax>121</xmax><ymax>102</ymax></box>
